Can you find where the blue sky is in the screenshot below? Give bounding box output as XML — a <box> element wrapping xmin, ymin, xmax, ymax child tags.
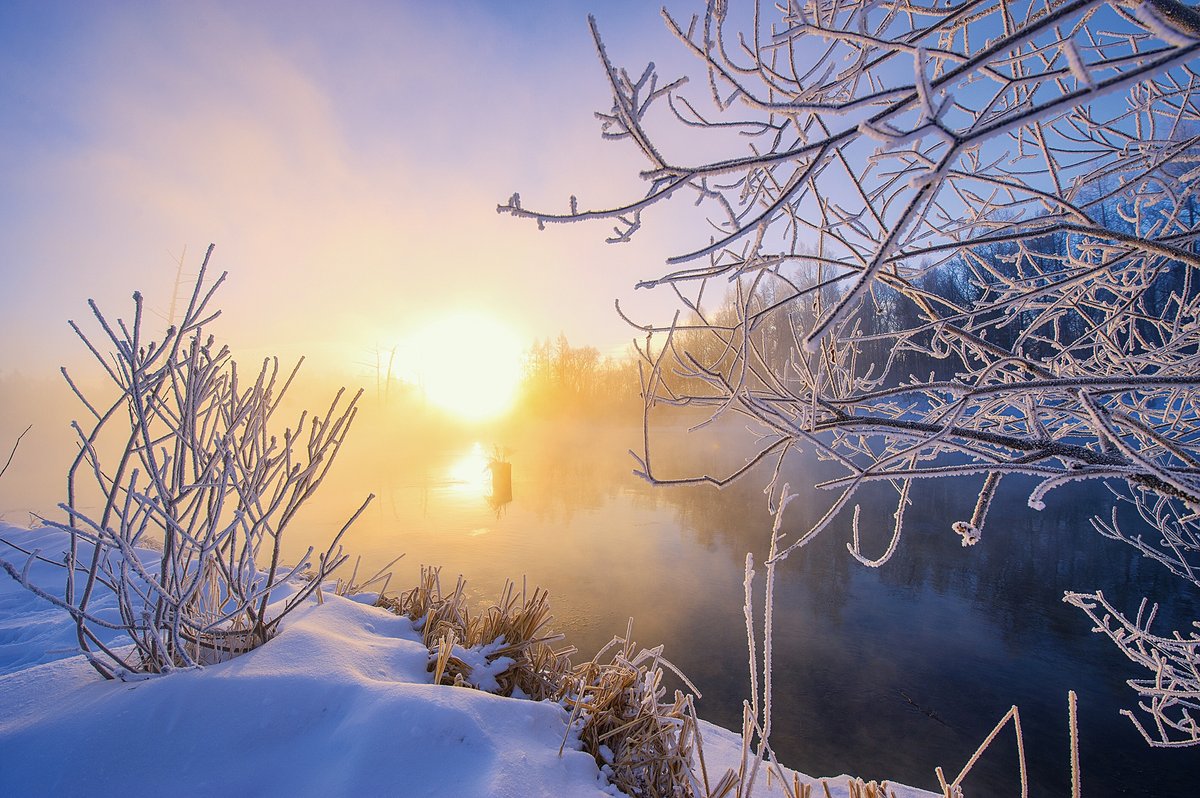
<box><xmin>0</xmin><ymin>1</ymin><xmax>696</xmax><ymax>375</ymax></box>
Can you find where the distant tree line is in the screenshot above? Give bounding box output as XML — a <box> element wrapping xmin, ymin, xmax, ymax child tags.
<box><xmin>520</xmin><ymin>334</ymin><xmax>641</xmax><ymax>417</ymax></box>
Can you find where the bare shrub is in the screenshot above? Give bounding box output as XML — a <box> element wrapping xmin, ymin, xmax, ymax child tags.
<box><xmin>0</xmin><ymin>245</ymin><xmax>372</xmax><ymax>678</ymax></box>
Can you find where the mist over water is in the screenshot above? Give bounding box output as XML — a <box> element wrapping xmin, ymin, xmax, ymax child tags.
<box><xmin>3</xmin><ymin>380</ymin><xmax>1198</xmax><ymax>796</ymax></box>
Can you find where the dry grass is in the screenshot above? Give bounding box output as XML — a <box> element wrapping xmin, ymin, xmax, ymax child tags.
<box><xmin>377</xmin><ymin>566</ymin><xmax>575</xmax><ymax>701</ymax></box>
<box><xmin>840</xmin><ymin>779</ymin><xmax>898</xmax><ymax>798</ymax></box>
<box><xmin>370</xmin><ymin>568</ymin><xmax>924</xmax><ymax>798</ymax></box>
<box><xmin>563</xmin><ymin>620</ymin><xmax>706</xmax><ymax>797</ymax></box>
<box><xmin>706</xmin><ymin>771</ymin><xmax>900</xmax><ymax>798</ymax></box>
<box><xmin>376</xmin><ymin>568</ymin><xmax>713</xmax><ymax>796</ymax></box>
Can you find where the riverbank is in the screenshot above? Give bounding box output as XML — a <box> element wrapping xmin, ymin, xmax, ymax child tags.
<box><xmin>0</xmin><ymin>524</ymin><xmax>933</xmax><ymax>797</ymax></box>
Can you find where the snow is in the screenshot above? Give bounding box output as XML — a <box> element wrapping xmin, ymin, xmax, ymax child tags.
<box><xmin>0</xmin><ymin>524</ymin><xmax>935</xmax><ymax>797</ymax></box>
<box><xmin>449</xmin><ymin>636</ymin><xmax>518</xmax><ymax>693</ymax></box>
<box><xmin>0</xmin><ymin>527</ymin><xmax>129</xmax><ymax>675</ymax></box>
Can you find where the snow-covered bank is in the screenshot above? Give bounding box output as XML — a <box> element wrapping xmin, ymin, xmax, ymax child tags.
<box><xmin>0</xmin><ymin>525</ymin><xmax>933</xmax><ymax>797</ymax></box>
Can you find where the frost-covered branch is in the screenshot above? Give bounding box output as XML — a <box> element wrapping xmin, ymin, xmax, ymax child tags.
<box><xmin>1065</xmin><ymin>590</ymin><xmax>1200</xmax><ymax>746</ymax></box>
<box><xmin>505</xmin><ymin>0</ymin><xmax>1200</xmax><ymax>751</ymax></box>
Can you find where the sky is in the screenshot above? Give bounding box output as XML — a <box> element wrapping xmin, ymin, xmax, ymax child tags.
<box><xmin>0</xmin><ymin>1</ymin><xmax>701</xmax><ymax>379</ymax></box>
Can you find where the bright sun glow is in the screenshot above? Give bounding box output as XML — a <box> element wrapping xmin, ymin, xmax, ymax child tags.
<box><xmin>404</xmin><ymin>313</ymin><xmax>525</xmax><ymax>422</ymax></box>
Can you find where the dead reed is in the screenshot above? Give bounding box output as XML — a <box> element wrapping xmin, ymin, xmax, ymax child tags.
<box><xmin>562</xmin><ymin>620</ymin><xmax>707</xmax><ymax>797</ymax></box>
<box><xmin>377</xmin><ymin>566</ymin><xmax>575</xmax><ymax>701</ymax></box>
<box><xmin>376</xmin><ymin>568</ymin><xmax>715</xmax><ymax>795</ymax></box>
<box><xmin>841</xmin><ymin>779</ymin><xmax>898</xmax><ymax>798</ymax></box>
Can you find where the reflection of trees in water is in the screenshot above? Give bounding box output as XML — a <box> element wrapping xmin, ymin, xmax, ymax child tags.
<box><xmin>637</xmin><ymin>458</ymin><xmax>860</xmax><ymax>615</ymax></box>
<box><xmin>871</xmin><ymin>477</ymin><xmax>1197</xmax><ymax>650</ymax></box>
<box><xmin>344</xmin><ymin>412</ymin><xmax>1196</xmax><ymax>658</ymax></box>
<box><xmin>648</xmin><ymin>438</ymin><xmax>1196</xmax><ymax>668</ymax></box>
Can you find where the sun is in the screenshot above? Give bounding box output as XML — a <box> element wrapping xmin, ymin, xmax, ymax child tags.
<box><xmin>404</xmin><ymin>312</ymin><xmax>525</xmax><ymax>422</ymax></box>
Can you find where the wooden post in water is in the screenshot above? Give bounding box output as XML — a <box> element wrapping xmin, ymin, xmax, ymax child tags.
<box><xmin>490</xmin><ymin>460</ymin><xmax>512</xmax><ymax>505</ymax></box>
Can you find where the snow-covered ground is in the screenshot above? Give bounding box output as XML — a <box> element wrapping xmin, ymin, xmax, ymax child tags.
<box><xmin>0</xmin><ymin>524</ymin><xmax>934</xmax><ymax>797</ymax></box>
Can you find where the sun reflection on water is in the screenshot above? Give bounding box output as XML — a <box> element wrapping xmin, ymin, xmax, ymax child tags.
<box><xmin>446</xmin><ymin>442</ymin><xmax>491</xmax><ymax>497</ymax></box>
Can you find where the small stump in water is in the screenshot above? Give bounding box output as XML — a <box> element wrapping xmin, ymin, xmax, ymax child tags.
<box><xmin>489</xmin><ymin>460</ymin><xmax>512</xmax><ymax>505</ymax></box>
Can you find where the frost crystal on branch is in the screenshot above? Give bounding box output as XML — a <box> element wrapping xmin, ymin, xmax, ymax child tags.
<box><xmin>953</xmin><ymin>521</ymin><xmax>982</xmax><ymax>547</ymax></box>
